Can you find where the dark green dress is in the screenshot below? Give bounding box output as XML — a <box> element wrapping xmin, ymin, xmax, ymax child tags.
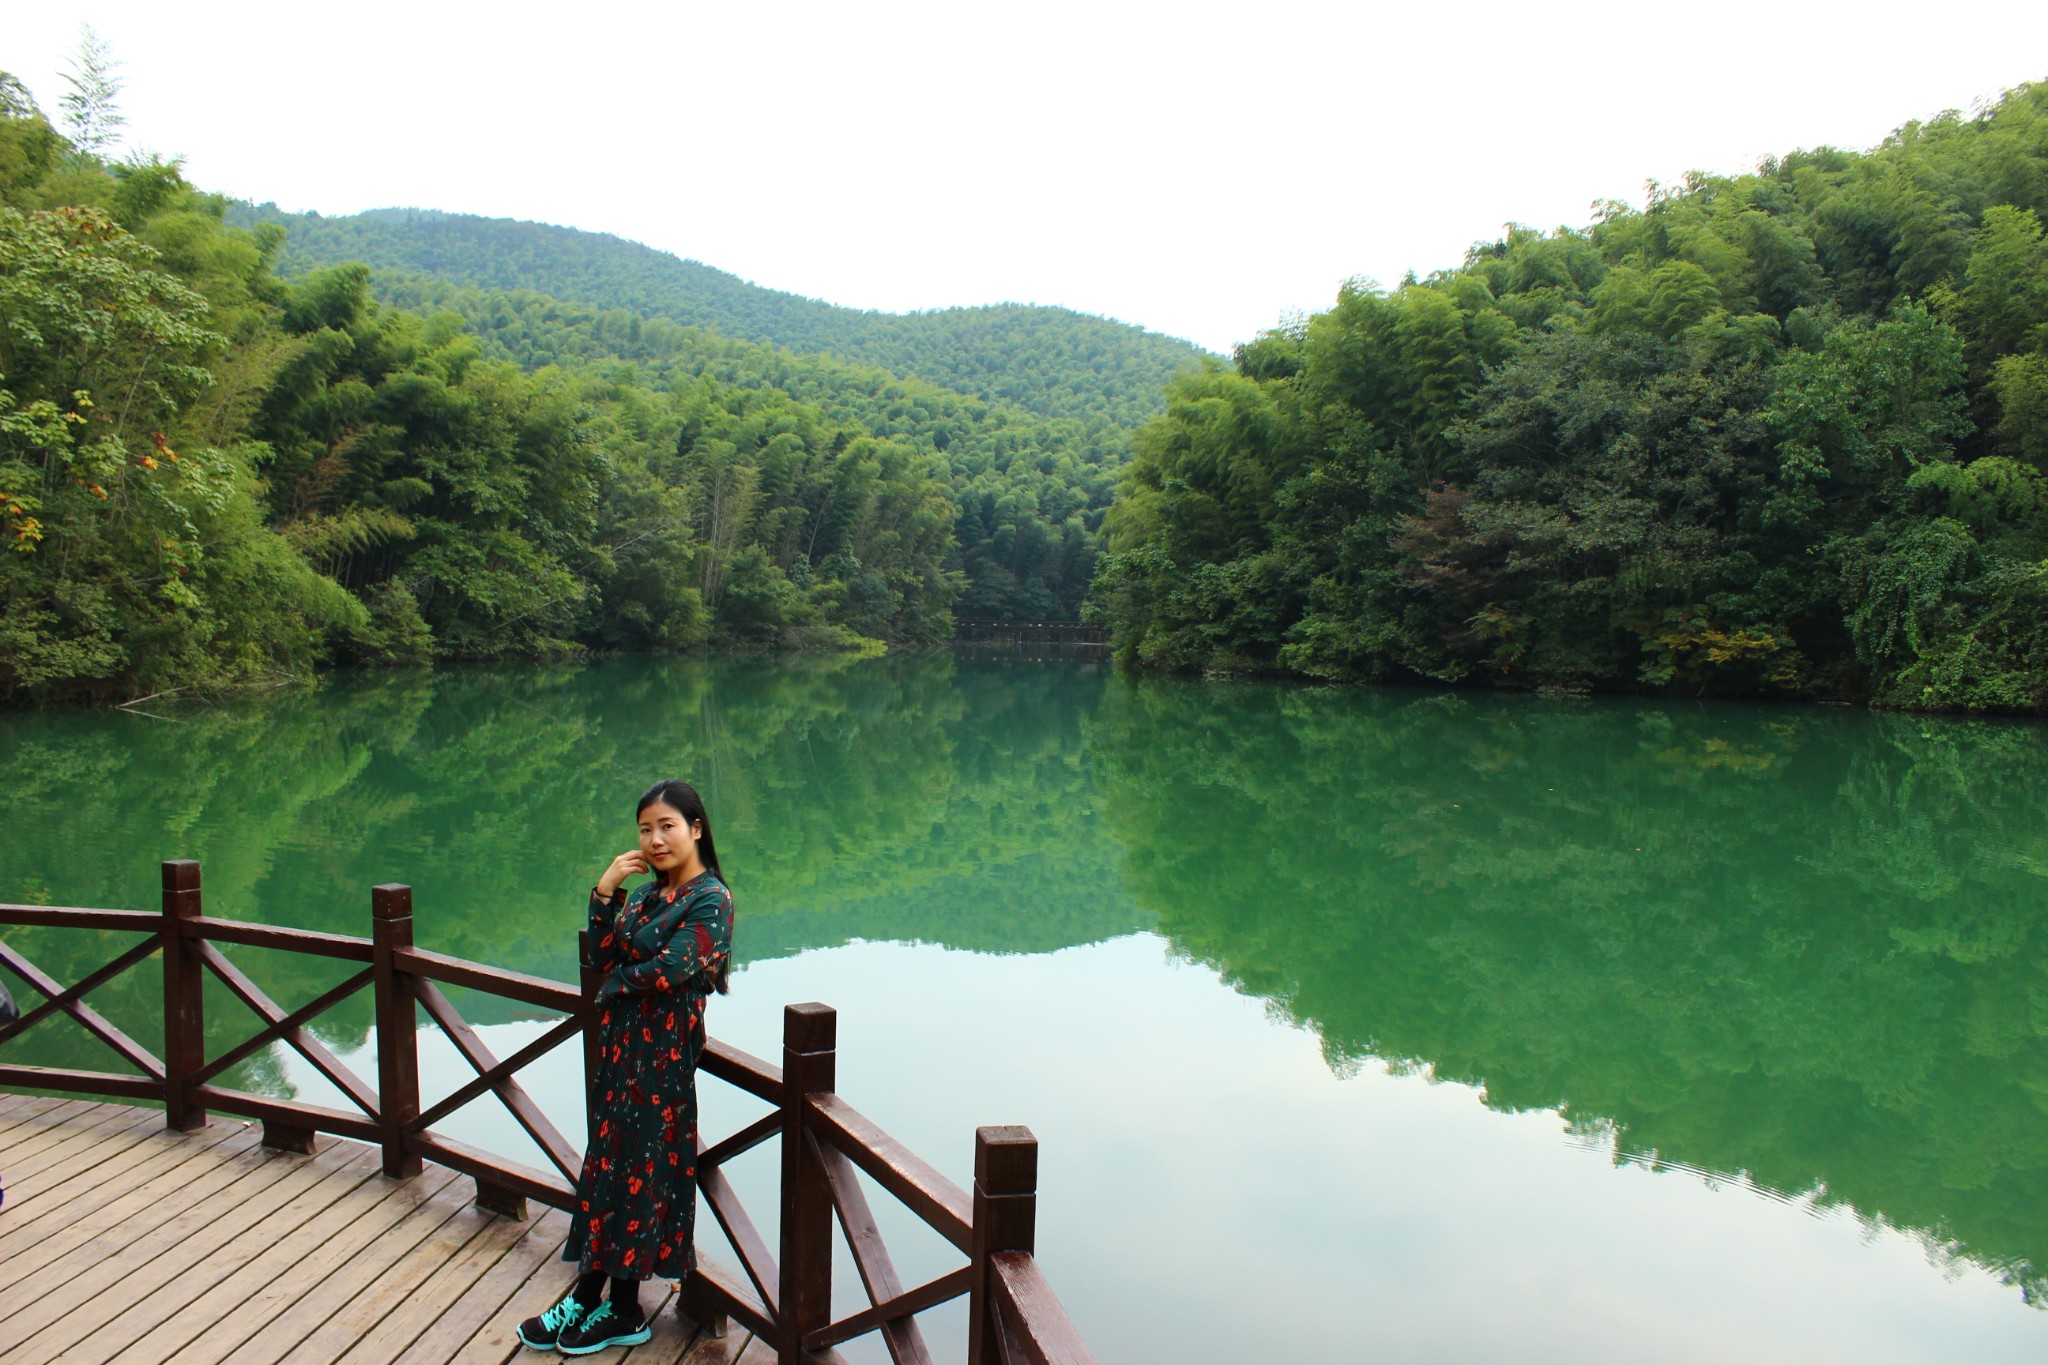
<box><xmin>565</xmin><ymin>868</ymin><xmax>733</xmax><ymax>1279</ymax></box>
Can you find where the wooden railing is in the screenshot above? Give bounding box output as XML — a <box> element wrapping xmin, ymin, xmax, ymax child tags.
<box><xmin>0</xmin><ymin>861</ymin><xmax>1096</xmax><ymax>1365</ymax></box>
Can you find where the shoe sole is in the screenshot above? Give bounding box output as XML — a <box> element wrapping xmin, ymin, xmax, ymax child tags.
<box><xmin>560</xmin><ymin>1326</ymin><xmax>652</xmax><ymax>1355</ymax></box>
<box><xmin>513</xmin><ymin>1327</ymin><xmax>559</xmax><ymax>1351</ymax></box>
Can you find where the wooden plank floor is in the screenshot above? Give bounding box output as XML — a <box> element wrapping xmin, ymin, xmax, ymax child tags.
<box><xmin>0</xmin><ymin>1093</ymin><xmax>774</xmax><ymax>1365</ymax></box>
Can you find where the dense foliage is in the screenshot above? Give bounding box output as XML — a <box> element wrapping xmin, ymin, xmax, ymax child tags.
<box><xmin>1</xmin><ymin>136</ymin><xmax>364</xmax><ymax>700</ymax></box>
<box><xmin>2</xmin><ymin>83</ymin><xmax>1143</xmax><ymax>700</ymax></box>
<box><xmin>14</xmin><ymin>65</ymin><xmax>2048</xmax><ymax>712</ymax></box>
<box><xmin>369</xmin><ymin>274</ymin><xmax>1120</xmax><ymax>621</ymax></box>
<box><xmin>1093</xmin><ymin>83</ymin><xmax>2048</xmax><ymax>711</ymax></box>
<box><xmin>227</xmin><ymin>205</ymin><xmax>1208</xmax><ymax>433</ymax></box>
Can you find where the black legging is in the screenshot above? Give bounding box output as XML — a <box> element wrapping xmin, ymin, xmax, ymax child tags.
<box><xmin>572</xmin><ymin>1270</ymin><xmax>641</xmax><ymax>1315</ymax></box>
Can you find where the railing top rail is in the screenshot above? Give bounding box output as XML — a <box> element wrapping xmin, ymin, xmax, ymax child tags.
<box><xmin>187</xmin><ymin>916</ymin><xmax>374</xmax><ymax>961</ymax></box>
<box><xmin>0</xmin><ymin>903</ymin><xmax>378</xmax><ymax>963</ymax></box>
<box><xmin>0</xmin><ymin>904</ymin><xmax>163</xmax><ymax>931</ymax></box>
<box><xmin>390</xmin><ymin>944</ymin><xmax>581</xmax><ymax>1013</ymax></box>
<box><xmin>702</xmin><ymin>1037</ymin><xmax>784</xmax><ymax>1103</ymax></box>
<box><xmin>808</xmin><ymin>1091</ymin><xmax>974</xmax><ymax>1252</ymax></box>
<box><xmin>991</xmin><ymin>1252</ymin><xmax>1096</xmax><ymax>1365</ymax></box>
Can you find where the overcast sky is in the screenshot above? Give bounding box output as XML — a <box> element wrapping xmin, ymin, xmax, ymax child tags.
<box><xmin>10</xmin><ymin>2</ymin><xmax>2048</xmax><ymax>353</ymax></box>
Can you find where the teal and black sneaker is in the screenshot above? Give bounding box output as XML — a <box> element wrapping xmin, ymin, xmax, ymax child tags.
<box><xmin>514</xmin><ymin>1291</ymin><xmax>592</xmax><ymax>1350</ymax></box>
<box><xmin>557</xmin><ymin>1299</ymin><xmax>652</xmax><ymax>1355</ymax></box>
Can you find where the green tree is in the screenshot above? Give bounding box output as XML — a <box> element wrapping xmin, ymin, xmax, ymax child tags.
<box><xmin>0</xmin><ymin>206</ymin><xmax>355</xmax><ymax>699</ymax></box>
<box><xmin>1092</xmin><ymin>80</ymin><xmax>2048</xmax><ymax>711</ymax></box>
<box><xmin>56</xmin><ymin>25</ymin><xmax>125</xmax><ymax>159</ymax></box>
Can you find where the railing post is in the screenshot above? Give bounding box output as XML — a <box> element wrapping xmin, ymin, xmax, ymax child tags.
<box><xmin>371</xmin><ymin>883</ymin><xmax>421</xmax><ymax>1178</ymax></box>
<box><xmin>160</xmin><ymin>860</ymin><xmax>205</xmax><ymax>1131</ymax></box>
<box><xmin>968</xmin><ymin>1124</ymin><xmax>1038</xmax><ymax>1365</ymax></box>
<box><xmin>777</xmin><ymin>1002</ymin><xmax>836</xmax><ymax>1365</ymax></box>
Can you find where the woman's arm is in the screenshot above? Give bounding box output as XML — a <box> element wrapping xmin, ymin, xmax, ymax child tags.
<box><xmin>584</xmin><ymin>850</ymin><xmax>647</xmax><ymax>974</ymax></box>
<box><xmin>599</xmin><ymin>883</ymin><xmax>732</xmax><ymax>999</ymax></box>
<box><xmin>584</xmin><ymin>886</ymin><xmax>628</xmax><ymax>973</ymax></box>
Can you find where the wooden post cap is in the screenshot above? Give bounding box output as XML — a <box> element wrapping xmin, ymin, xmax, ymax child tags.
<box><xmin>783</xmin><ymin>1001</ymin><xmax>837</xmax><ymax>1053</ymax></box>
<box><xmin>371</xmin><ymin>884</ymin><xmax>413</xmax><ymax>919</ymax></box>
<box><xmin>161</xmin><ymin>860</ymin><xmax>200</xmax><ymax>892</ymax></box>
<box><xmin>975</xmin><ymin>1125</ymin><xmax>1038</xmax><ymax>1194</ymax></box>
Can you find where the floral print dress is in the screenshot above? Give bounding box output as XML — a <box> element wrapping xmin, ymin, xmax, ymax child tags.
<box><xmin>565</xmin><ymin>868</ymin><xmax>732</xmax><ymax>1279</ymax></box>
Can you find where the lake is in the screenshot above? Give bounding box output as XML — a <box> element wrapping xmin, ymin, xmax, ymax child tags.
<box><xmin>2</xmin><ymin>652</ymin><xmax>2044</xmax><ymax>1362</ymax></box>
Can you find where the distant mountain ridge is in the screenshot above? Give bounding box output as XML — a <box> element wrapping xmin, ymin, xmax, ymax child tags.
<box><xmin>226</xmin><ymin>204</ymin><xmax>1212</xmax><ymax>430</ymax></box>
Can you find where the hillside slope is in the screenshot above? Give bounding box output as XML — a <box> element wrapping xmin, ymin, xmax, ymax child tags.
<box><xmin>370</xmin><ymin>270</ymin><xmax>1130</xmax><ymax>619</ymax></box>
<box><xmin>227</xmin><ymin>205</ymin><xmax>1212</xmax><ymax>430</ymax></box>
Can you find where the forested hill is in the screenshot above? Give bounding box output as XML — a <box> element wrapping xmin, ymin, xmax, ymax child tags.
<box><xmin>2</xmin><ymin>88</ymin><xmax>1128</xmax><ymax>703</ymax></box>
<box><xmin>224</xmin><ymin>205</ymin><xmax>1210</xmax><ymax>429</ymax></box>
<box><xmin>1097</xmin><ymin>80</ymin><xmax>2048</xmax><ymax>713</ymax></box>
<box><xmin>368</xmin><ymin>268</ymin><xmax>1139</xmax><ymax>622</ymax></box>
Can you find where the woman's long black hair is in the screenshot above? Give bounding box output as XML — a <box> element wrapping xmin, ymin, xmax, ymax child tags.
<box><xmin>638</xmin><ymin>779</ymin><xmax>729</xmax><ymax>992</ymax></box>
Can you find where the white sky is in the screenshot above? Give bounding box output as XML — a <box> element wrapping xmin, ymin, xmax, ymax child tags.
<box><xmin>9</xmin><ymin>2</ymin><xmax>2048</xmax><ymax>354</ymax></box>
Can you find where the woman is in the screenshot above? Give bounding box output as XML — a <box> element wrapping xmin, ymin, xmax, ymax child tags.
<box><xmin>517</xmin><ymin>779</ymin><xmax>733</xmax><ymax>1355</ymax></box>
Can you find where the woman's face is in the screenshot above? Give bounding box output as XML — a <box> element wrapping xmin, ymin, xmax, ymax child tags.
<box><xmin>638</xmin><ymin>800</ymin><xmax>702</xmax><ymax>881</ymax></box>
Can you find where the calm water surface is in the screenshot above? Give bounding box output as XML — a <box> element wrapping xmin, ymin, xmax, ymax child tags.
<box><xmin>2</xmin><ymin>653</ymin><xmax>2045</xmax><ymax>1362</ymax></box>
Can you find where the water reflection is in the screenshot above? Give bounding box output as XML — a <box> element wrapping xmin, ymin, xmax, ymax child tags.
<box><xmin>2</xmin><ymin>655</ymin><xmax>2044</xmax><ymax>1312</ymax></box>
<box><xmin>0</xmin><ymin>653</ymin><xmax>1139</xmax><ymax>1066</ymax></box>
<box><xmin>1088</xmin><ymin>678</ymin><xmax>2048</xmax><ymax>1303</ymax></box>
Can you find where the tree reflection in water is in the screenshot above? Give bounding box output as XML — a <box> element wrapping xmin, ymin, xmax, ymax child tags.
<box><xmin>1089</xmin><ymin>678</ymin><xmax>2048</xmax><ymax>1305</ymax></box>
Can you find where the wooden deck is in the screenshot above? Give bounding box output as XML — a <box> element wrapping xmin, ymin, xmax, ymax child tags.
<box><xmin>0</xmin><ymin>1093</ymin><xmax>769</xmax><ymax>1365</ymax></box>
<box><xmin>1</xmin><ymin>872</ymin><xmax>1096</xmax><ymax>1363</ymax></box>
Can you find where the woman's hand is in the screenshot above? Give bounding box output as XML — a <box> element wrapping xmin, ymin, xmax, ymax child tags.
<box><xmin>596</xmin><ymin>850</ymin><xmax>648</xmax><ymax>899</ymax></box>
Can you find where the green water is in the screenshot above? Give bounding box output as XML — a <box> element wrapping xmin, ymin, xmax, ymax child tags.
<box><xmin>2</xmin><ymin>653</ymin><xmax>2045</xmax><ymax>1362</ymax></box>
